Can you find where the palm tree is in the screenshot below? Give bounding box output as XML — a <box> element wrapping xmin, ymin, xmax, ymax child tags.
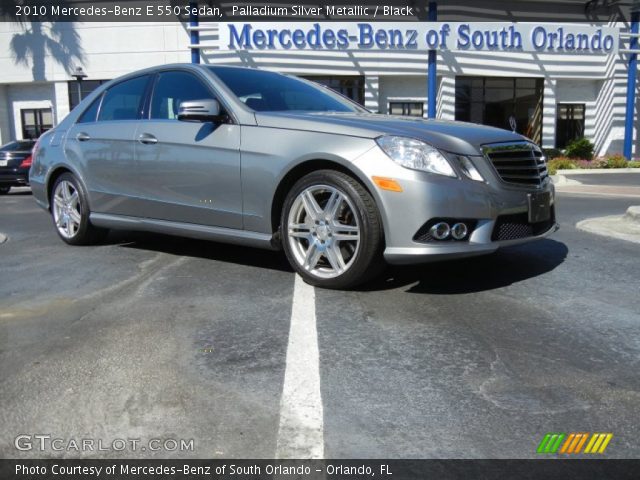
<box><xmin>2</xmin><ymin>0</ymin><xmax>85</xmax><ymax>80</ymax></box>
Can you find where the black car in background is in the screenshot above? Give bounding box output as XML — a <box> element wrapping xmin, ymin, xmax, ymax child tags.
<box><xmin>0</xmin><ymin>140</ymin><xmax>35</xmax><ymax>194</ymax></box>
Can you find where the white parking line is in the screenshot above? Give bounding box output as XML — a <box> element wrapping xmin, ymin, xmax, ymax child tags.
<box><xmin>276</xmin><ymin>275</ymin><xmax>324</xmax><ymax>459</ymax></box>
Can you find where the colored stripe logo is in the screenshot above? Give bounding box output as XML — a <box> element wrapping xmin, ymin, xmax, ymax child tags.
<box><xmin>537</xmin><ymin>433</ymin><xmax>613</xmax><ymax>454</ymax></box>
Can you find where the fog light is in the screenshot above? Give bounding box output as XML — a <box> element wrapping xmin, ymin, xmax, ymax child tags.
<box><xmin>430</xmin><ymin>222</ymin><xmax>451</xmax><ymax>240</ymax></box>
<box><xmin>451</xmin><ymin>223</ymin><xmax>469</xmax><ymax>240</ymax></box>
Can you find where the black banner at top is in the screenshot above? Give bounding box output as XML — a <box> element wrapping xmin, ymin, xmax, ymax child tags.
<box><xmin>0</xmin><ymin>0</ymin><xmax>634</xmax><ymax>23</ymax></box>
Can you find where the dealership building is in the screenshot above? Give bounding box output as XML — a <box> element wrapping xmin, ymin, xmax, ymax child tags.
<box><xmin>0</xmin><ymin>0</ymin><xmax>639</xmax><ymax>157</ymax></box>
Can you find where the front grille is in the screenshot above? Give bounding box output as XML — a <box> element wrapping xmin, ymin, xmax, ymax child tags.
<box><xmin>491</xmin><ymin>208</ymin><xmax>555</xmax><ymax>241</ymax></box>
<box><xmin>483</xmin><ymin>142</ymin><xmax>548</xmax><ymax>187</ymax></box>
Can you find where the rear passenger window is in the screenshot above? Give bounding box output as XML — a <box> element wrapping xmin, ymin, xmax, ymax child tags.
<box><xmin>98</xmin><ymin>76</ymin><xmax>149</xmax><ymax>121</ymax></box>
<box><xmin>77</xmin><ymin>94</ymin><xmax>102</xmax><ymax>123</ymax></box>
<box><xmin>150</xmin><ymin>71</ymin><xmax>214</xmax><ymax>120</ymax></box>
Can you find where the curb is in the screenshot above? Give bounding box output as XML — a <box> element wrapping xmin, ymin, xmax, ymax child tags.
<box><xmin>551</xmin><ymin>174</ymin><xmax>582</xmax><ymax>186</ymax></box>
<box><xmin>576</xmin><ymin>206</ymin><xmax>640</xmax><ymax>244</ymax></box>
<box><xmin>555</xmin><ymin>168</ymin><xmax>640</xmax><ymax>175</ymax></box>
<box><xmin>624</xmin><ymin>206</ymin><xmax>640</xmax><ymax>224</ymax></box>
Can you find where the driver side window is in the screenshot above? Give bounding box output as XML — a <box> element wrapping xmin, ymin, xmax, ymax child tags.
<box><xmin>150</xmin><ymin>71</ymin><xmax>215</xmax><ymax>120</ymax></box>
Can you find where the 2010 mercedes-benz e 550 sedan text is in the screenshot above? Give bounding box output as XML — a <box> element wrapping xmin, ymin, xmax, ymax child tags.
<box><xmin>30</xmin><ymin>64</ymin><xmax>557</xmax><ymax>289</ymax></box>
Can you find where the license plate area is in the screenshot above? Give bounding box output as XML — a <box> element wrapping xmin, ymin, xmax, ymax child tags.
<box><xmin>0</xmin><ymin>160</ymin><xmax>7</xmax><ymax>167</ymax></box>
<box><xmin>528</xmin><ymin>191</ymin><xmax>552</xmax><ymax>223</ymax></box>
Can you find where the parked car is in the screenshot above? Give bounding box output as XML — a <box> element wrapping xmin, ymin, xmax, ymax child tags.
<box><xmin>29</xmin><ymin>64</ymin><xmax>557</xmax><ymax>289</ymax></box>
<box><xmin>0</xmin><ymin>139</ymin><xmax>35</xmax><ymax>194</ymax></box>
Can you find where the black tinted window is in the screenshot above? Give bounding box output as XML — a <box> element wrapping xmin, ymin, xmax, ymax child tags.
<box><xmin>98</xmin><ymin>76</ymin><xmax>149</xmax><ymax>121</ymax></box>
<box><xmin>150</xmin><ymin>71</ymin><xmax>214</xmax><ymax>120</ymax></box>
<box><xmin>78</xmin><ymin>94</ymin><xmax>102</xmax><ymax>123</ymax></box>
<box><xmin>208</xmin><ymin>67</ymin><xmax>361</xmax><ymax>113</ymax></box>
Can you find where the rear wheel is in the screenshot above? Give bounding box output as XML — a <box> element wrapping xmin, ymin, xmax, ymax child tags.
<box><xmin>51</xmin><ymin>173</ymin><xmax>108</xmax><ymax>245</ymax></box>
<box><xmin>281</xmin><ymin>170</ymin><xmax>384</xmax><ymax>289</ymax></box>
<box><xmin>0</xmin><ymin>186</ymin><xmax>10</xmax><ymax>195</ymax></box>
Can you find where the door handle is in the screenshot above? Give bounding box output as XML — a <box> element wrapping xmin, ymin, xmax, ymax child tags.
<box><xmin>76</xmin><ymin>132</ymin><xmax>91</xmax><ymax>142</ymax></box>
<box><xmin>138</xmin><ymin>133</ymin><xmax>158</xmax><ymax>145</ymax></box>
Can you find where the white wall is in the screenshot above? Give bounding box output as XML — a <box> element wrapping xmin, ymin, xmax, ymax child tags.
<box><xmin>0</xmin><ymin>22</ymin><xmax>191</xmax><ymax>84</ymax></box>
<box><xmin>53</xmin><ymin>81</ymin><xmax>71</xmax><ymax>124</ymax></box>
<box><xmin>0</xmin><ymin>85</ymin><xmax>11</xmax><ymax>145</ymax></box>
<box><xmin>556</xmin><ymin>78</ymin><xmax>600</xmax><ymax>149</ymax></box>
<box><xmin>542</xmin><ymin>79</ymin><xmax>557</xmax><ymax>149</ymax></box>
<box><xmin>7</xmin><ymin>83</ymin><xmax>56</xmax><ymax>140</ymax></box>
<box><xmin>379</xmin><ymin>76</ymin><xmax>428</xmax><ymax>114</ymax></box>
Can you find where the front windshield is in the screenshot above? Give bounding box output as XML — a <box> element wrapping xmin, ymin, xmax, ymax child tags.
<box><xmin>208</xmin><ymin>67</ymin><xmax>363</xmax><ymax>113</ymax></box>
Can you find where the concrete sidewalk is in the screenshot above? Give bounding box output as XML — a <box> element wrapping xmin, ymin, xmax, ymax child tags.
<box><xmin>556</xmin><ymin>184</ymin><xmax>640</xmax><ymax>198</ymax></box>
<box><xmin>553</xmin><ymin>170</ymin><xmax>640</xmax><ymax>197</ymax></box>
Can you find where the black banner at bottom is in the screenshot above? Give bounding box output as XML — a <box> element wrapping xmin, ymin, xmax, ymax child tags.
<box><xmin>2</xmin><ymin>459</ymin><xmax>640</xmax><ymax>480</ymax></box>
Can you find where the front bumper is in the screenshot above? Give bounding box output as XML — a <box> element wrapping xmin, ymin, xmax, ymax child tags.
<box><xmin>384</xmin><ymin>221</ymin><xmax>558</xmax><ymax>264</ymax></box>
<box><xmin>352</xmin><ymin>147</ymin><xmax>558</xmax><ymax>265</ymax></box>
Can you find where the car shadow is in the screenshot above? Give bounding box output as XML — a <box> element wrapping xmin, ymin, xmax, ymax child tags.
<box><xmin>105</xmin><ymin>229</ymin><xmax>294</xmax><ymax>273</ymax></box>
<box><xmin>103</xmin><ymin>231</ymin><xmax>567</xmax><ymax>294</ymax></box>
<box><xmin>360</xmin><ymin>239</ymin><xmax>569</xmax><ymax>294</ymax></box>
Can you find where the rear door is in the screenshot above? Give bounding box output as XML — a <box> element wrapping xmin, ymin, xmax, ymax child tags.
<box><xmin>133</xmin><ymin>70</ymin><xmax>242</xmax><ymax>228</ymax></box>
<box><xmin>65</xmin><ymin>75</ymin><xmax>151</xmax><ymax>216</ymax></box>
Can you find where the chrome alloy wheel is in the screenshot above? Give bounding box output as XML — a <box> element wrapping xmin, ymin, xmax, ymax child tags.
<box><xmin>52</xmin><ymin>180</ymin><xmax>82</xmax><ymax>239</ymax></box>
<box><xmin>287</xmin><ymin>185</ymin><xmax>361</xmax><ymax>279</ymax></box>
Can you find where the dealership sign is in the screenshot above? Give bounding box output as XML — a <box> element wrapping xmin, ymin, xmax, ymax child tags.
<box><xmin>219</xmin><ymin>22</ymin><xmax>618</xmax><ymax>54</ymax></box>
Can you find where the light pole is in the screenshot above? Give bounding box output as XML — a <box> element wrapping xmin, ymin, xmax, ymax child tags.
<box><xmin>71</xmin><ymin>66</ymin><xmax>87</xmax><ymax>107</ymax></box>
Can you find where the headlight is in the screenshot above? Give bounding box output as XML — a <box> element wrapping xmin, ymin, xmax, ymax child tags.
<box><xmin>376</xmin><ymin>136</ymin><xmax>456</xmax><ymax>178</ymax></box>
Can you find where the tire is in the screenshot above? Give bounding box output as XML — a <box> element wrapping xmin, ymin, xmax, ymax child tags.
<box><xmin>280</xmin><ymin>170</ymin><xmax>385</xmax><ymax>289</ymax></box>
<box><xmin>50</xmin><ymin>172</ymin><xmax>108</xmax><ymax>245</ymax></box>
<box><xmin>0</xmin><ymin>186</ymin><xmax>10</xmax><ymax>195</ymax></box>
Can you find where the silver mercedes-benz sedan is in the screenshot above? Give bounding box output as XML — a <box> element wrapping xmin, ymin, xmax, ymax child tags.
<box><xmin>30</xmin><ymin>64</ymin><xmax>557</xmax><ymax>289</ymax></box>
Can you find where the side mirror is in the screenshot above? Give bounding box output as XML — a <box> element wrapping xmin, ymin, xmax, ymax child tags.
<box><xmin>177</xmin><ymin>99</ymin><xmax>223</xmax><ymax>122</ymax></box>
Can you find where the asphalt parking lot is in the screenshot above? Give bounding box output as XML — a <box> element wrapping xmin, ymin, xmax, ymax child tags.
<box><xmin>1</xmin><ymin>182</ymin><xmax>639</xmax><ymax>459</ymax></box>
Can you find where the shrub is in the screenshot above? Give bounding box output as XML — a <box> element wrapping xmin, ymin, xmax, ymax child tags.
<box><xmin>605</xmin><ymin>154</ymin><xmax>629</xmax><ymax>169</ymax></box>
<box><xmin>628</xmin><ymin>161</ymin><xmax>640</xmax><ymax>168</ymax></box>
<box><xmin>593</xmin><ymin>158</ymin><xmax>609</xmax><ymax>169</ymax></box>
<box><xmin>573</xmin><ymin>159</ymin><xmax>595</xmax><ymax>169</ymax></box>
<box><xmin>542</xmin><ymin>148</ymin><xmax>563</xmax><ymax>160</ymax></box>
<box><xmin>547</xmin><ymin>157</ymin><xmax>577</xmax><ymax>175</ymax></box>
<box><xmin>573</xmin><ymin>158</ymin><xmax>607</xmax><ymax>169</ymax></box>
<box><xmin>564</xmin><ymin>137</ymin><xmax>594</xmax><ymax>160</ymax></box>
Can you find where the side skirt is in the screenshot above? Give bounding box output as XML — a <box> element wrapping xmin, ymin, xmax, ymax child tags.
<box><xmin>90</xmin><ymin>213</ymin><xmax>279</xmax><ymax>250</ymax></box>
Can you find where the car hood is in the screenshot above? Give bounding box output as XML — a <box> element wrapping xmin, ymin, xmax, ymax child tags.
<box><xmin>254</xmin><ymin>111</ymin><xmax>529</xmax><ymax>156</ymax></box>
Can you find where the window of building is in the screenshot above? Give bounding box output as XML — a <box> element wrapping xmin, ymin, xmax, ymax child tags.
<box><xmin>556</xmin><ymin>104</ymin><xmax>585</xmax><ymax>149</ymax></box>
<box><xmin>150</xmin><ymin>71</ymin><xmax>214</xmax><ymax>120</ymax></box>
<box><xmin>302</xmin><ymin>76</ymin><xmax>365</xmax><ymax>105</ymax></box>
<box><xmin>98</xmin><ymin>75</ymin><xmax>150</xmax><ymax>122</ymax></box>
<box><xmin>389</xmin><ymin>102</ymin><xmax>424</xmax><ymax>117</ymax></box>
<box><xmin>21</xmin><ymin>108</ymin><xmax>53</xmax><ymax>139</ymax></box>
<box><xmin>68</xmin><ymin>80</ymin><xmax>109</xmax><ymax>110</ymax></box>
<box><xmin>455</xmin><ymin>77</ymin><xmax>544</xmax><ymax>145</ymax></box>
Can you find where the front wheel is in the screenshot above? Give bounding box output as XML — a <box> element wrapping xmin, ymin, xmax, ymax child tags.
<box><xmin>0</xmin><ymin>186</ymin><xmax>10</xmax><ymax>195</ymax></box>
<box><xmin>51</xmin><ymin>173</ymin><xmax>108</xmax><ymax>245</ymax></box>
<box><xmin>281</xmin><ymin>170</ymin><xmax>384</xmax><ymax>289</ymax></box>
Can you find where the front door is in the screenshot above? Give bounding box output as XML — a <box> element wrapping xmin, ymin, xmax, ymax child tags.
<box><xmin>134</xmin><ymin>70</ymin><xmax>242</xmax><ymax>229</ymax></box>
